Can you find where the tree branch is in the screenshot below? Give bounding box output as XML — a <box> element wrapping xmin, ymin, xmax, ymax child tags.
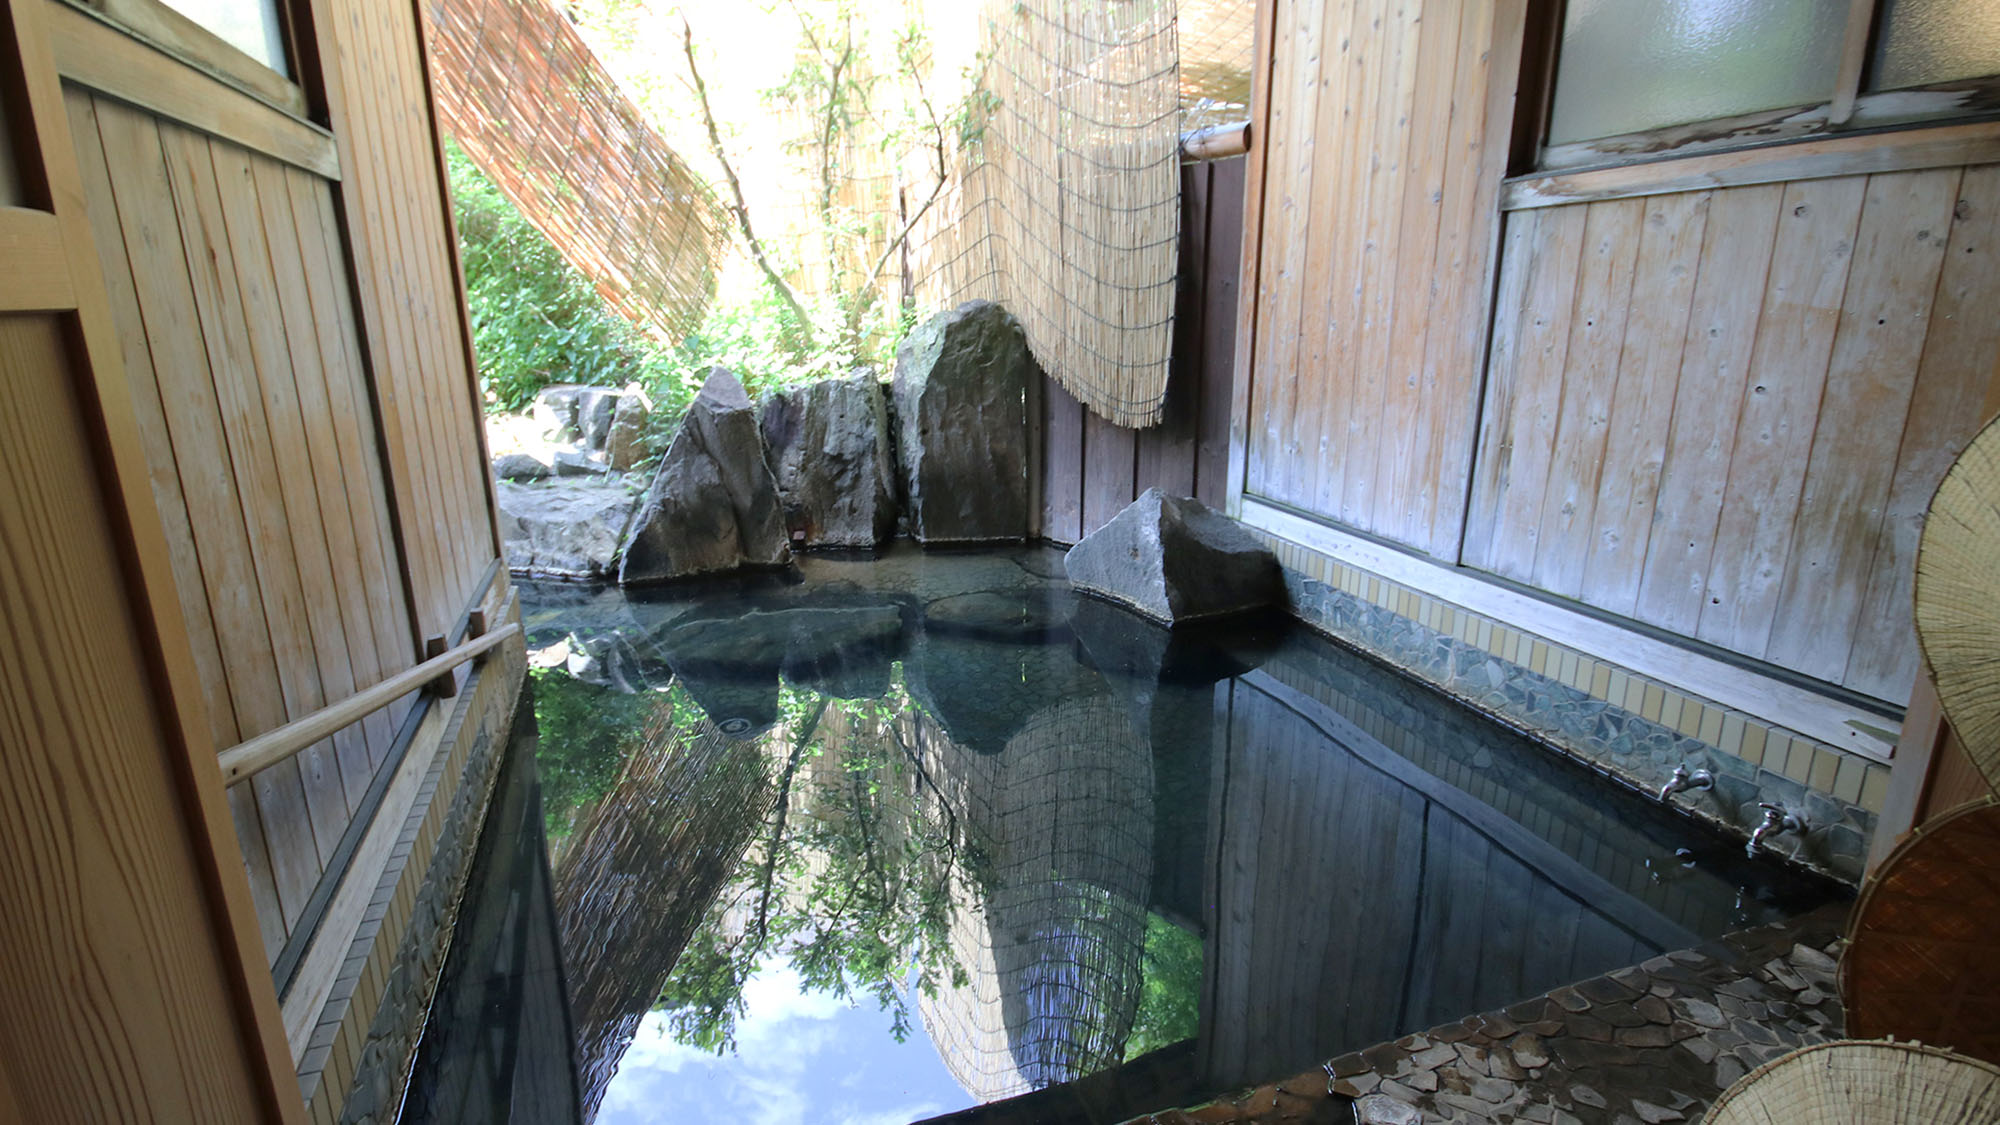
<box><xmin>681</xmin><ymin>16</ymin><xmax>816</xmax><ymax>346</ymax></box>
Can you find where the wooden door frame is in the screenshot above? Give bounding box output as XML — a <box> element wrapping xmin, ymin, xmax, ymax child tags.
<box><xmin>1</xmin><ymin>0</ymin><xmax>304</xmax><ymax>1116</ymax></box>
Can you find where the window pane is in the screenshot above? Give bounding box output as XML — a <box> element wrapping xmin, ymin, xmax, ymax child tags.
<box><xmin>156</xmin><ymin>0</ymin><xmax>289</xmax><ymax>76</ymax></box>
<box><xmin>1872</xmin><ymin>0</ymin><xmax>2000</xmax><ymax>90</ymax></box>
<box><xmin>1547</xmin><ymin>0</ymin><xmax>1845</xmax><ymax>145</ymax></box>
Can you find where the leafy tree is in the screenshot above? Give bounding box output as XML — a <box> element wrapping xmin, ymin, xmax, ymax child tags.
<box><xmin>1125</xmin><ymin>913</ymin><xmax>1202</xmax><ymax>1059</ymax></box>
<box><xmin>446</xmin><ymin>142</ymin><xmax>677</xmax><ymax>412</ymax></box>
<box><xmin>652</xmin><ymin>680</ymin><xmax>974</xmax><ymax>1054</ymax></box>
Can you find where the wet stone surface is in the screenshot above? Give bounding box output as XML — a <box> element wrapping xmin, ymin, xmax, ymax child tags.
<box><xmin>1121</xmin><ymin>906</ymin><xmax>1848</xmax><ymax>1125</ymax></box>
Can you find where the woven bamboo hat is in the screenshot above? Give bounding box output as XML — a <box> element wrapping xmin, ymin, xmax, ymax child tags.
<box><xmin>1703</xmin><ymin>1039</ymin><xmax>2000</xmax><ymax>1123</ymax></box>
<box><xmin>1840</xmin><ymin>796</ymin><xmax>2000</xmax><ymax>1064</ymax></box>
<box><xmin>1915</xmin><ymin>414</ymin><xmax>2000</xmax><ymax>792</ymax></box>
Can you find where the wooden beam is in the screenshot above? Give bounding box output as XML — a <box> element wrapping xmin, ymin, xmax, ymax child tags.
<box><xmin>45</xmin><ymin>0</ymin><xmax>338</xmax><ymax>179</ymax></box>
<box><xmin>1182</xmin><ymin>120</ymin><xmax>1251</xmax><ymax>161</ymax></box>
<box><xmin>1503</xmin><ymin>120</ymin><xmax>2000</xmax><ymax>210</ymax></box>
<box><xmin>0</xmin><ymin>206</ymin><xmax>72</xmax><ymax>310</ymax></box>
<box><xmin>217</xmin><ymin>621</ymin><xmax>520</xmax><ymax>785</ymax></box>
<box><xmin>1223</xmin><ymin>0</ymin><xmax>1278</xmax><ymax>518</ymax></box>
<box><xmin>1241</xmin><ymin>496</ymin><xmax>1901</xmax><ymax>760</ymax></box>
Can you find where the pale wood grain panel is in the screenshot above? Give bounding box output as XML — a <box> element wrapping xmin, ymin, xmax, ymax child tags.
<box><xmin>1245</xmin><ymin>0</ymin><xmax>1326</xmax><ymax>503</ymax></box>
<box><xmin>319</xmin><ymin>0</ymin><xmax>448</xmax><ymax>637</ymax></box>
<box><xmin>1288</xmin><ymin>0</ymin><xmax>1358</xmax><ymax>511</ymax></box>
<box><xmin>66</xmin><ymin>89</ymin><xmax>234</xmax><ymax>751</ymax></box>
<box><xmin>210</xmin><ymin>139</ymin><xmax>376</xmax><ymax>816</ymax></box>
<box><xmin>86</xmin><ymin>98</ymin><xmax>321</xmax><ymax>938</ymax></box>
<box><xmin>158</xmin><ymin>123</ymin><xmax>352</xmax><ymax>900</ymax></box>
<box><xmin>1578</xmin><ymin>192</ymin><xmax>1709</xmax><ymax>616</ymax></box>
<box><xmin>1418</xmin><ymin>0</ymin><xmax>1517</xmax><ymax>556</ymax></box>
<box><xmin>64</xmin><ymin>89</ymin><xmax>291</xmax><ymax>965</ymax></box>
<box><xmin>1765</xmin><ymin>168</ymin><xmax>1958</xmax><ymax>682</ymax></box>
<box><xmin>1460</xmin><ymin>209</ymin><xmax>1538</xmax><ymax>566</ymax></box>
<box><xmin>1696</xmin><ymin>176</ymin><xmax>1866</xmax><ymax>657</ymax></box>
<box><xmin>1529</xmin><ymin>197</ymin><xmax>1644</xmax><ymax>598</ymax></box>
<box><xmin>1466</xmin><ymin>203</ymin><xmax>1588</xmax><ymax>581</ymax></box>
<box><xmin>1633</xmin><ymin>184</ymin><xmax>1784</xmax><ymax>633</ymax></box>
<box><xmin>1333</xmin><ymin>0</ymin><xmax>1421</xmax><ymax>529</ymax></box>
<box><xmin>292</xmin><ymin>167</ymin><xmax>418</xmax><ymax>689</ymax></box>
<box><xmin>249</xmin><ymin>156</ymin><xmax>400</xmax><ymax>771</ymax></box>
<box><xmin>1373</xmin><ymin>0</ymin><xmax>1465</xmax><ymax>547</ymax></box>
<box><xmin>1845</xmin><ymin>164</ymin><xmax>2000</xmax><ymax>699</ymax></box>
<box><xmin>369</xmin><ymin>0</ymin><xmax>482</xmax><ymax>599</ymax></box>
<box><xmin>0</xmin><ymin>313</ymin><xmax>269</xmax><ymax>1123</ymax></box>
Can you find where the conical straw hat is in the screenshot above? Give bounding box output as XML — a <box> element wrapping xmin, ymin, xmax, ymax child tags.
<box><xmin>1915</xmin><ymin>415</ymin><xmax>2000</xmax><ymax>793</ymax></box>
<box><xmin>1703</xmin><ymin>1039</ymin><xmax>2000</xmax><ymax>1123</ymax></box>
<box><xmin>1840</xmin><ymin>796</ymin><xmax>2000</xmax><ymax>1065</ymax></box>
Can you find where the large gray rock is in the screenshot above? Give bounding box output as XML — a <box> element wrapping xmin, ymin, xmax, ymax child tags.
<box><xmin>491</xmin><ymin>452</ymin><xmax>551</xmax><ymax>481</ymax></box>
<box><xmin>605</xmin><ymin>390</ymin><xmax>653</xmax><ymax>472</ymax></box>
<box><xmin>892</xmin><ymin>300</ymin><xmax>1035</xmax><ymax>544</ymax></box>
<box><xmin>619</xmin><ymin>368</ymin><xmax>790</xmax><ymax>584</ymax></box>
<box><xmin>1063</xmin><ymin>489</ymin><xmax>1284</xmax><ymax>625</ymax></box>
<box><xmin>534</xmin><ymin>383</ymin><xmax>635</xmax><ymax>452</ymax></box>
<box><xmin>760</xmin><ymin>370</ymin><xmax>898</xmax><ymax>549</ymax></box>
<box><xmin>495</xmin><ymin>479</ymin><xmax>639</xmax><ymax>581</ymax></box>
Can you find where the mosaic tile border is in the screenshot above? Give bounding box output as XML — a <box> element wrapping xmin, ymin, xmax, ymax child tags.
<box><xmin>1246</xmin><ymin>529</ymin><xmax>1882</xmax><ymax>884</ymax></box>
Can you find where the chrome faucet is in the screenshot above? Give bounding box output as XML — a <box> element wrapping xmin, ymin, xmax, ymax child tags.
<box><xmin>1747</xmin><ymin>802</ymin><xmax>1804</xmax><ymax>857</ymax></box>
<box><xmin>1659</xmin><ymin>764</ymin><xmax>1714</xmax><ymax>803</ymax></box>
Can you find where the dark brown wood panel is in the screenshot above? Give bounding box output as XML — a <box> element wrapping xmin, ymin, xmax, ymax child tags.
<box><xmin>1038</xmin><ymin>157</ymin><xmax>1246</xmax><ymax>543</ymax></box>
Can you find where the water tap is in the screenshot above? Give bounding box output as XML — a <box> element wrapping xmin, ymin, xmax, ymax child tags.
<box><xmin>1659</xmin><ymin>763</ymin><xmax>1714</xmax><ymax>803</ymax></box>
<box><xmin>1747</xmin><ymin>802</ymin><xmax>1804</xmax><ymax>857</ymax></box>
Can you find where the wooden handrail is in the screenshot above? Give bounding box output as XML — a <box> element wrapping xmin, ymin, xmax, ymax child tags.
<box><xmin>217</xmin><ymin>622</ymin><xmax>521</xmax><ymax>785</ymax></box>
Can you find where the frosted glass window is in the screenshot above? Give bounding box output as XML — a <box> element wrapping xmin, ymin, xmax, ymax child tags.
<box><xmin>157</xmin><ymin>0</ymin><xmax>290</xmax><ymax>76</ymax></box>
<box><xmin>1546</xmin><ymin>0</ymin><xmax>1846</xmax><ymax>144</ymax></box>
<box><xmin>1871</xmin><ymin>0</ymin><xmax>2000</xmax><ymax>90</ymax></box>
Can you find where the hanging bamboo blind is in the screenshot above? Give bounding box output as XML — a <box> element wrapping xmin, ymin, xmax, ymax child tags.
<box><xmin>424</xmin><ymin>0</ymin><xmax>730</xmax><ymax>340</ymax></box>
<box><xmin>911</xmin><ymin>0</ymin><xmax>1183</xmax><ymax>428</ymax></box>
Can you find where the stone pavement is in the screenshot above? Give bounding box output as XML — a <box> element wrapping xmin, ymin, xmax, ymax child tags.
<box><xmin>1120</xmin><ymin>904</ymin><xmax>1849</xmax><ymax>1125</ymax></box>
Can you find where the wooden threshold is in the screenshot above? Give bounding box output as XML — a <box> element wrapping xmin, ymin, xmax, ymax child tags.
<box><xmin>1240</xmin><ymin>496</ymin><xmax>1901</xmax><ymax>762</ymax></box>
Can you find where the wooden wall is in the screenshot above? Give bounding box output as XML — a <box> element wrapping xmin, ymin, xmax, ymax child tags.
<box><xmin>66</xmin><ymin>88</ymin><xmax>419</xmax><ymax>967</ymax></box>
<box><xmin>1236</xmin><ymin>0</ymin><xmax>1521</xmax><ymax>558</ymax></box>
<box><xmin>314</xmin><ymin>0</ymin><xmax>497</xmax><ymax>642</ymax></box>
<box><xmin>1039</xmin><ymin>157</ymin><xmax>1243</xmax><ymax>543</ymax></box>
<box><xmin>1465</xmin><ymin>168</ymin><xmax>2000</xmax><ymax>703</ymax></box>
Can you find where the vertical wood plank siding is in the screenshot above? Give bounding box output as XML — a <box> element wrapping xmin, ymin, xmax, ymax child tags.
<box><xmin>1240</xmin><ymin>0</ymin><xmax>1520</xmax><ymax>558</ymax></box>
<box><xmin>0</xmin><ymin>314</ymin><xmax>272</xmax><ymax>1122</ymax></box>
<box><xmin>66</xmin><ymin>88</ymin><xmax>422</xmax><ymax>964</ymax></box>
<box><xmin>1039</xmin><ymin>157</ymin><xmax>1244</xmax><ymax>543</ymax></box>
<box><xmin>319</xmin><ymin>0</ymin><xmax>497</xmax><ymax>642</ymax></box>
<box><xmin>1465</xmin><ymin>167</ymin><xmax>2000</xmax><ymax>702</ymax></box>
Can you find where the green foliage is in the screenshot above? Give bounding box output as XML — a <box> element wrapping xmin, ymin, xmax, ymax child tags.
<box><xmin>448</xmin><ymin>141</ymin><xmax>674</xmax><ymax>412</ymax></box>
<box><xmin>530</xmin><ymin>667</ymin><xmax>651</xmax><ymax>841</ymax></box>
<box><xmin>1125</xmin><ymin>913</ymin><xmax>1202</xmax><ymax>1060</ymax></box>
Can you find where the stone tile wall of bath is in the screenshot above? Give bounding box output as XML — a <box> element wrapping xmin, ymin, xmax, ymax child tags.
<box><xmin>1245</xmin><ymin>531</ymin><xmax>1884</xmax><ymax>884</ymax></box>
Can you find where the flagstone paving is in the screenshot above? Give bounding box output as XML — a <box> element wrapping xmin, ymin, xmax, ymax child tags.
<box><xmin>1122</xmin><ymin>903</ymin><xmax>1849</xmax><ymax>1124</ymax></box>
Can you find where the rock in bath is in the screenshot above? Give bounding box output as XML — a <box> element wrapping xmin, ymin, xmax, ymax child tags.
<box><xmin>1063</xmin><ymin>489</ymin><xmax>1284</xmax><ymax>625</ymax></box>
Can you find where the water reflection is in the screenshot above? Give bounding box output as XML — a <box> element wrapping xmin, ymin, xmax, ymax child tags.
<box><xmin>462</xmin><ymin>548</ymin><xmax>1841</xmax><ymax>1125</ymax></box>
